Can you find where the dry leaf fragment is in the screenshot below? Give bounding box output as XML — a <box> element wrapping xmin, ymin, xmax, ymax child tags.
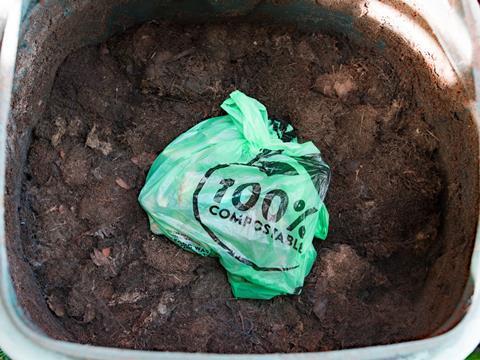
<box><xmin>101</xmin><ymin>247</ymin><xmax>111</xmax><ymax>257</ymax></box>
<box><xmin>47</xmin><ymin>293</ymin><xmax>65</xmax><ymax>317</ymax></box>
<box><xmin>115</xmin><ymin>177</ymin><xmax>131</xmax><ymax>190</ymax></box>
<box><xmin>131</xmin><ymin>152</ymin><xmax>157</xmax><ymax>168</ymax></box>
<box><xmin>51</xmin><ymin>117</ymin><xmax>67</xmax><ymax>147</ymax></box>
<box><xmin>91</xmin><ymin>248</ymin><xmax>110</xmax><ymax>267</ymax></box>
<box><xmin>86</xmin><ymin>125</ymin><xmax>112</xmax><ymax>156</ymax></box>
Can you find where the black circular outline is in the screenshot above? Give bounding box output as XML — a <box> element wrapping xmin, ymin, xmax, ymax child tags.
<box><xmin>192</xmin><ymin>162</ymin><xmax>299</xmax><ymax>272</ymax></box>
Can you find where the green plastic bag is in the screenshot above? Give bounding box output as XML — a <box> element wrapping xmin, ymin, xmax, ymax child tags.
<box><xmin>139</xmin><ymin>91</ymin><xmax>330</xmax><ymax>299</ymax></box>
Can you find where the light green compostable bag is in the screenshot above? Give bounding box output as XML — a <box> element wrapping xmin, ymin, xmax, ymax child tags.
<box><xmin>139</xmin><ymin>90</ymin><xmax>330</xmax><ymax>299</ymax></box>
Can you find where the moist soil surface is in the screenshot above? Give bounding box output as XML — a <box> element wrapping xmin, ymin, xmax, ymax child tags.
<box><xmin>21</xmin><ymin>22</ymin><xmax>443</xmax><ymax>352</ymax></box>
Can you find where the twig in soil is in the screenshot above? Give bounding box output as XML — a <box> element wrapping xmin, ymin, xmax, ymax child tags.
<box><xmin>45</xmin><ymin>205</ymin><xmax>58</xmax><ymax>214</ymax></box>
<box><xmin>426</xmin><ymin>129</ymin><xmax>439</xmax><ymax>142</ymax></box>
<box><xmin>157</xmin><ymin>273</ymin><xmax>182</xmax><ymax>282</ymax></box>
<box><xmin>355</xmin><ymin>166</ymin><xmax>362</xmax><ymax>181</ymax></box>
<box><xmin>238</xmin><ymin>310</ymin><xmax>245</xmax><ymax>332</ymax></box>
<box><xmin>37</xmin><ymin>222</ymin><xmax>66</xmax><ymax>234</ymax></box>
<box><xmin>359</xmin><ymin>110</ymin><xmax>365</xmax><ymax>136</ymax></box>
<box><xmin>370</xmin><ymin>62</ymin><xmax>390</xmax><ymax>81</ymax></box>
<box><xmin>167</xmin><ymin>48</ymin><xmax>195</xmax><ymax>63</ymax></box>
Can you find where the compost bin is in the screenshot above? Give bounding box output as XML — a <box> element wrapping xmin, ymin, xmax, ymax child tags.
<box><xmin>1</xmin><ymin>0</ymin><xmax>480</xmax><ymax>359</ymax></box>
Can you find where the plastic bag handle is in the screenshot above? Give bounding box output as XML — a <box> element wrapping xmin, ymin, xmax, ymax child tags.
<box><xmin>221</xmin><ymin>90</ymin><xmax>280</xmax><ymax>150</ymax></box>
